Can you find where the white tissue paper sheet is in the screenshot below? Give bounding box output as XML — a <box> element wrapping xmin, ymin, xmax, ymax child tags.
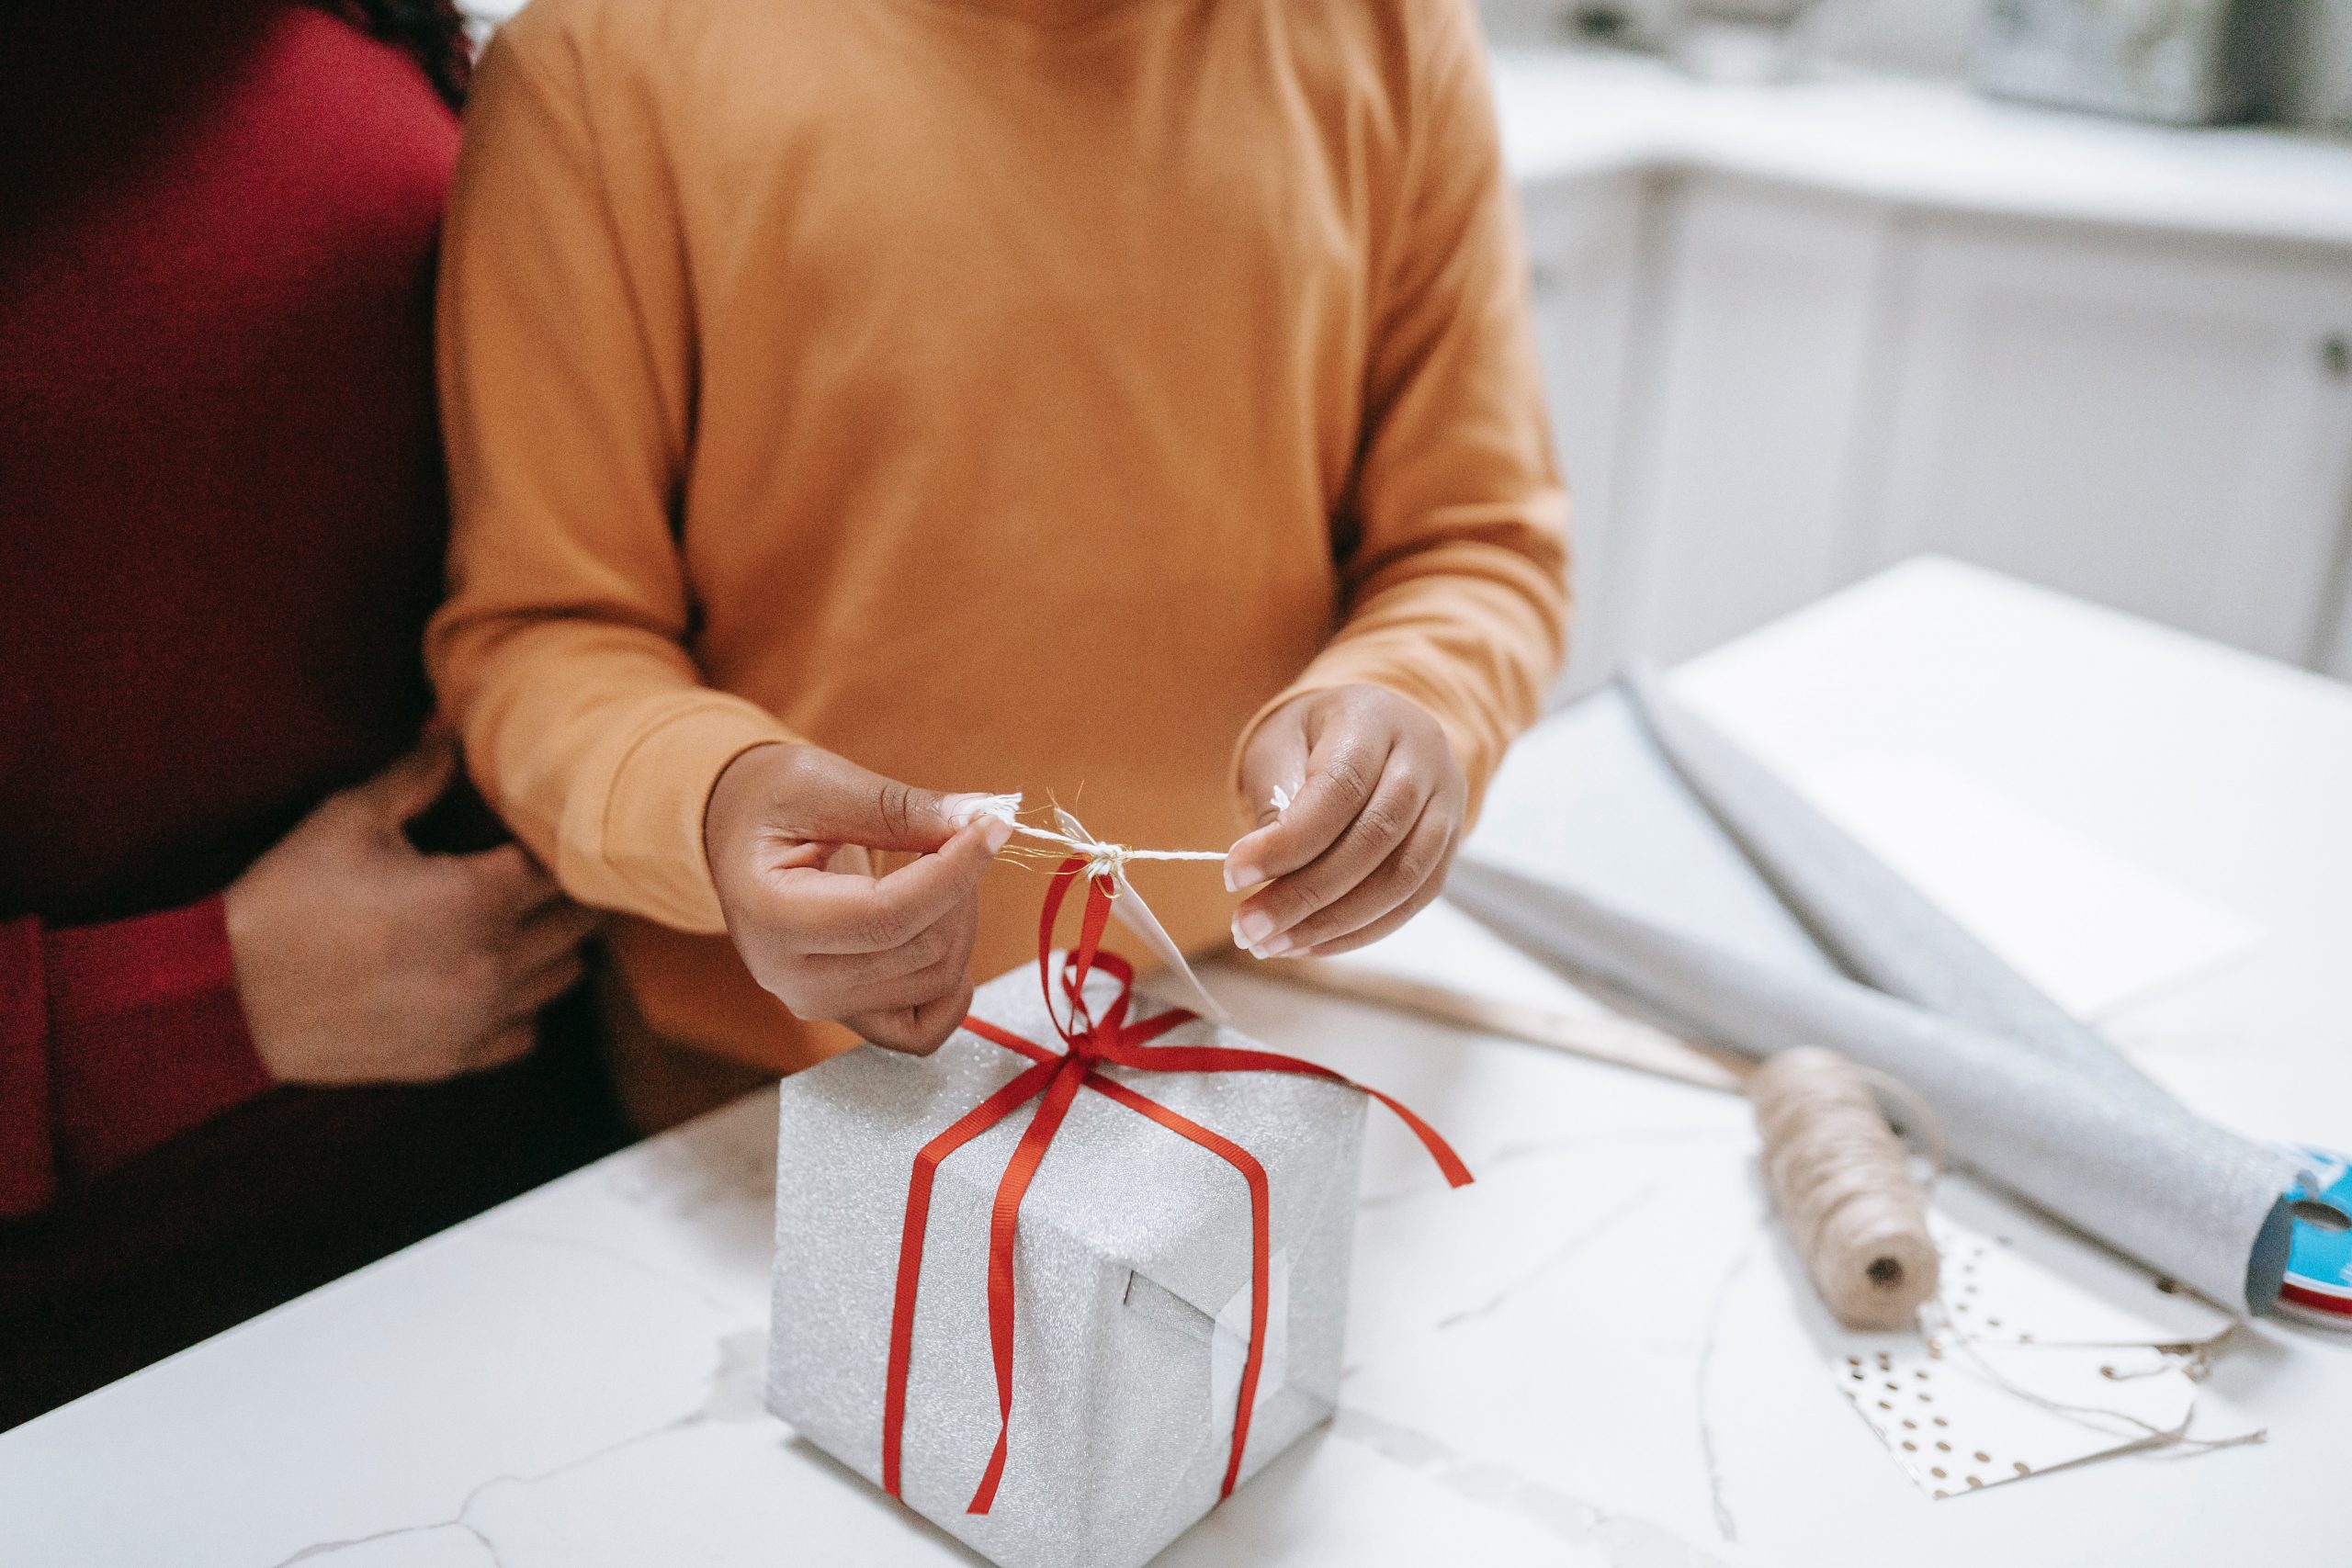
<box><xmin>1787</xmin><ymin>751</ymin><xmax>2263</xmax><ymax>1022</ymax></box>
<box><xmin>767</xmin><ymin>963</ymin><xmax>1366</xmax><ymax>1568</ymax></box>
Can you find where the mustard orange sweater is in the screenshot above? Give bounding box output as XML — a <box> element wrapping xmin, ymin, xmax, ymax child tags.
<box><xmin>429</xmin><ymin>0</ymin><xmax>1568</xmax><ymax>1105</ymax></box>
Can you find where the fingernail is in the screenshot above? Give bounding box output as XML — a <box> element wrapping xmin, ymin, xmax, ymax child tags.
<box><xmin>943</xmin><ymin>791</ymin><xmax>1021</xmax><ymax>829</ymax></box>
<box><xmin>1235</xmin><ymin>910</ymin><xmax>1275</xmax><ymax>948</ymax></box>
<box><xmin>979</xmin><ymin>817</ymin><xmax>1014</xmax><ymax>853</ymax></box>
<box><xmin>1258</xmin><ymin>932</ymin><xmax>1295</xmax><ymax>959</ymax></box>
<box><xmin>1225</xmin><ymin>861</ymin><xmax>1261</xmax><ymax>893</ymax></box>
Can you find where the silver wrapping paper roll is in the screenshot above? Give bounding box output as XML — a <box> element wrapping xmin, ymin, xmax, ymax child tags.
<box><xmin>1621</xmin><ymin>665</ymin><xmax>2172</xmax><ymax>1107</ymax></box>
<box><xmin>1443</xmin><ymin>857</ymin><xmax>2296</xmax><ymax>1314</ymax></box>
<box><xmin>768</xmin><ymin>963</ymin><xmax>1365</xmax><ymax>1568</ymax></box>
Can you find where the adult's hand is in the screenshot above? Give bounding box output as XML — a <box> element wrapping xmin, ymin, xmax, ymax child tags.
<box><xmin>1226</xmin><ymin>683</ymin><xmax>1466</xmax><ymax>960</ymax></box>
<box><xmin>223</xmin><ymin>730</ymin><xmax>597</xmax><ymax>1085</ymax></box>
<box><xmin>703</xmin><ymin>742</ymin><xmax>1012</xmax><ymax>1055</ymax></box>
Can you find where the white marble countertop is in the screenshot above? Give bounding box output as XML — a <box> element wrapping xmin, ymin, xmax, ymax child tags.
<box><xmin>1493</xmin><ymin>46</ymin><xmax>2352</xmax><ymax>251</ymax></box>
<box><xmin>6</xmin><ymin>558</ymin><xmax>2349</xmax><ymax>1567</ymax></box>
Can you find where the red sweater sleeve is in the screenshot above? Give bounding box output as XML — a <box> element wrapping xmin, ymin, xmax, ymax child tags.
<box><xmin>0</xmin><ymin>919</ymin><xmax>56</xmax><ymax>1215</ymax></box>
<box><xmin>0</xmin><ymin>898</ymin><xmax>277</xmax><ymax>1218</ymax></box>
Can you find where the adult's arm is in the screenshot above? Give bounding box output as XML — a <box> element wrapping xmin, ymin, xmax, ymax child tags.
<box><xmin>0</xmin><ymin>901</ymin><xmax>275</xmax><ymax>1218</ymax></box>
<box><xmin>1232</xmin><ymin>0</ymin><xmax>1571</xmax><ymax>818</ymax></box>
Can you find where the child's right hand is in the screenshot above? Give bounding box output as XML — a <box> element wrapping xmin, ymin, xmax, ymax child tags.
<box><xmin>704</xmin><ymin>743</ymin><xmax>1014</xmax><ymax>1055</ymax></box>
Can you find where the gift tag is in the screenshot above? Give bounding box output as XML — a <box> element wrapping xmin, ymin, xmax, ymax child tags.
<box><xmin>1821</xmin><ymin>1180</ymin><xmax>2245</xmax><ymax>1500</ymax></box>
<box><xmin>1927</xmin><ymin>1184</ymin><xmax>2233</xmax><ymax>1348</ymax></box>
<box><xmin>1836</xmin><ymin>1334</ymin><xmax>2200</xmax><ymax>1499</ymax></box>
<box><xmin>1049</xmin><ymin>807</ymin><xmax>1229</xmax><ymax>1023</ymax></box>
<box><xmin>1106</xmin><ymin>874</ymin><xmax>1227</xmax><ymax>1023</ymax></box>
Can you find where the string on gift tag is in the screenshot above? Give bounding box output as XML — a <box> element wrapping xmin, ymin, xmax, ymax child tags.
<box><xmin>1924</xmin><ymin>1299</ymin><xmax>2267</xmax><ymax>1459</ymax></box>
<box><xmin>1749</xmin><ymin>1046</ymin><xmax>1943</xmax><ymax>1331</ymax></box>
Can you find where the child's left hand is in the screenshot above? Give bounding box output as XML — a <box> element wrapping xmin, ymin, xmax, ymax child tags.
<box><xmin>1225</xmin><ymin>683</ymin><xmax>1466</xmax><ymax>960</ymax></box>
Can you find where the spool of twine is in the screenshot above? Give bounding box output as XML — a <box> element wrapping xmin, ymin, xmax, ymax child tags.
<box><xmin>1748</xmin><ymin>1046</ymin><xmax>1940</xmax><ymax>1331</ymax></box>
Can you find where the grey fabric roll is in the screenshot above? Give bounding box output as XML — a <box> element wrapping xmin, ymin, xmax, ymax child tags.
<box><xmin>1442</xmin><ymin>856</ymin><xmax>2297</xmax><ymax>1315</ymax></box>
<box><xmin>1621</xmin><ymin>665</ymin><xmax>2173</xmax><ymax>1107</ymax></box>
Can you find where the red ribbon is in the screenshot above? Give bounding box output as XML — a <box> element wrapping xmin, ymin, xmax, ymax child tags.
<box><xmin>880</xmin><ymin>857</ymin><xmax>1474</xmax><ymax>1515</ymax></box>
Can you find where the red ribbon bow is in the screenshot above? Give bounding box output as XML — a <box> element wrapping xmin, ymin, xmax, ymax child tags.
<box><xmin>880</xmin><ymin>857</ymin><xmax>1474</xmax><ymax>1516</ymax></box>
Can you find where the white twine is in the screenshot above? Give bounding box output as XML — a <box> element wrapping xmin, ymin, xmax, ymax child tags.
<box><xmin>1010</xmin><ymin>821</ymin><xmax>1227</xmax><ymax>876</ymax></box>
<box><xmin>1925</xmin><ymin>1299</ymin><xmax>2264</xmax><ymax>1458</ymax></box>
<box><xmin>967</xmin><ymin>794</ymin><xmax>1227</xmax><ymax>881</ymax></box>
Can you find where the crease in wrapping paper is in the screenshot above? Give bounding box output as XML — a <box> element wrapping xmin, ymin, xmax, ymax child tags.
<box><xmin>1442</xmin><ymin>854</ymin><xmax>2298</xmax><ymax>1314</ymax></box>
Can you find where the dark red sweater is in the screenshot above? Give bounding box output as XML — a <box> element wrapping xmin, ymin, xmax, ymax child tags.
<box><xmin>0</xmin><ymin>3</ymin><xmax>456</xmax><ymax>1215</ymax></box>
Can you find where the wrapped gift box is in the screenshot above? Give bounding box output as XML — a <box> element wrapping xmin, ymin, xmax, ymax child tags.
<box><xmin>767</xmin><ymin>959</ymin><xmax>1369</xmax><ymax>1568</ymax></box>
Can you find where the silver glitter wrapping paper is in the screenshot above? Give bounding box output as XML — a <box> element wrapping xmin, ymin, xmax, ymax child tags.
<box><xmin>1621</xmin><ymin>667</ymin><xmax>2173</xmax><ymax>1107</ymax></box>
<box><xmin>767</xmin><ymin>963</ymin><xmax>1366</xmax><ymax>1568</ymax></box>
<box><xmin>1444</xmin><ymin>858</ymin><xmax>2295</xmax><ymax>1314</ymax></box>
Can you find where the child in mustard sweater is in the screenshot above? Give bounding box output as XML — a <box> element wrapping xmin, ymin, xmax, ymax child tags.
<box><xmin>429</xmin><ymin>0</ymin><xmax>1568</xmax><ymax>1124</ymax></box>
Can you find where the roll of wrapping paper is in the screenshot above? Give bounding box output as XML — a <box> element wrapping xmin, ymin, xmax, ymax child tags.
<box><xmin>1619</xmin><ymin>666</ymin><xmax>2174</xmax><ymax>1108</ymax></box>
<box><xmin>1442</xmin><ymin>857</ymin><xmax>2297</xmax><ymax>1314</ymax></box>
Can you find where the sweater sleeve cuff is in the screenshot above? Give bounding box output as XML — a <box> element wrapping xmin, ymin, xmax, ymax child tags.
<box><xmin>569</xmin><ymin>695</ymin><xmax>800</xmax><ymax>935</ymax></box>
<box><xmin>45</xmin><ymin>897</ymin><xmax>277</xmax><ymax>1183</ymax></box>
